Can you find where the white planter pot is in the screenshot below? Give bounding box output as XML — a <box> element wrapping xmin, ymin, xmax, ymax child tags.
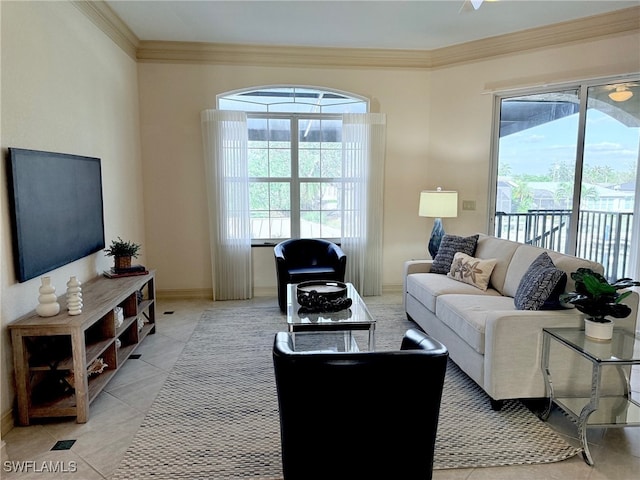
<box><xmin>584</xmin><ymin>318</ymin><xmax>614</xmax><ymax>341</ymax></box>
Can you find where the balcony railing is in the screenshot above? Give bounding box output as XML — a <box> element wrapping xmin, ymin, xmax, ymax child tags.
<box><xmin>495</xmin><ymin>209</ymin><xmax>634</xmax><ymax>280</ymax></box>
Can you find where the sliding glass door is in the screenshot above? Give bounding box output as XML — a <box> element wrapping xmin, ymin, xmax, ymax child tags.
<box><xmin>492</xmin><ymin>79</ymin><xmax>639</xmax><ymax>279</ymax></box>
<box><xmin>578</xmin><ymin>83</ymin><xmax>639</xmax><ymax>279</ymax></box>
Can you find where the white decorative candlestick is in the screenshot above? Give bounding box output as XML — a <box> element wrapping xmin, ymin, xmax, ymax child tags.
<box><xmin>66</xmin><ymin>276</ymin><xmax>83</xmax><ymax>315</ymax></box>
<box><xmin>67</xmin><ymin>293</ymin><xmax>83</xmax><ymax>315</ymax></box>
<box><xmin>36</xmin><ymin>277</ymin><xmax>60</xmax><ymax>317</ymax></box>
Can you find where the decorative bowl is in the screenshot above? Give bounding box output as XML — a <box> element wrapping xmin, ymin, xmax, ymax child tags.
<box><xmin>296</xmin><ymin>281</ymin><xmax>351</xmax><ymax>313</ymax></box>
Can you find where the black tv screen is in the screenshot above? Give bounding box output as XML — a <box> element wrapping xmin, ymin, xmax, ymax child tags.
<box><xmin>7</xmin><ymin>148</ymin><xmax>106</xmax><ymax>282</ymax></box>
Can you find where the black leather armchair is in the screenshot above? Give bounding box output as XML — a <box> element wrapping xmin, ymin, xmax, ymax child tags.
<box><xmin>272</xmin><ymin>328</ymin><xmax>448</xmax><ymax>480</ymax></box>
<box><xmin>274</xmin><ymin>238</ymin><xmax>346</xmax><ymax>312</ymax></box>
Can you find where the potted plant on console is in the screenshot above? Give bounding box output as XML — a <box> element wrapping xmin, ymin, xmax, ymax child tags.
<box><xmin>105</xmin><ymin>237</ymin><xmax>142</xmax><ymax>273</ymax></box>
<box><xmin>560</xmin><ymin>268</ymin><xmax>640</xmax><ymax>341</ymax></box>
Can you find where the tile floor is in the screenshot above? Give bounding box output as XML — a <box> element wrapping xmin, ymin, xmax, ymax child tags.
<box><xmin>2</xmin><ymin>295</ymin><xmax>639</xmax><ymax>479</ymax></box>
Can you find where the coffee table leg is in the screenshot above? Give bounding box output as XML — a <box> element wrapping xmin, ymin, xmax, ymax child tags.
<box><xmin>369</xmin><ymin>324</ymin><xmax>376</xmax><ymax>351</ymax></box>
<box><xmin>288</xmin><ymin>325</ymin><xmax>296</xmax><ymax>349</ymax></box>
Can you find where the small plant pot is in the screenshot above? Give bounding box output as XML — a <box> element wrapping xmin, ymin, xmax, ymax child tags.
<box><xmin>115</xmin><ymin>256</ymin><xmax>132</xmax><ymax>271</ymax></box>
<box><xmin>584</xmin><ymin>318</ymin><xmax>614</xmax><ymax>341</ymax></box>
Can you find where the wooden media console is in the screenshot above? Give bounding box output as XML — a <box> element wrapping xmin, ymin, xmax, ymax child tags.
<box><xmin>9</xmin><ymin>271</ymin><xmax>156</xmax><ymax>425</ymax></box>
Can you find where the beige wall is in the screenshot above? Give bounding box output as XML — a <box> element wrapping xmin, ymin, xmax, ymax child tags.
<box><xmin>138</xmin><ymin>64</ymin><xmax>432</xmax><ymax>296</ymax></box>
<box><xmin>138</xmin><ymin>31</ymin><xmax>640</xmax><ymax>298</ymax></box>
<box><xmin>0</xmin><ymin>1</ymin><xmax>144</xmax><ymax>433</ymax></box>
<box><xmin>428</xmin><ymin>33</ymin><xmax>640</xmax><ymax>239</ymax></box>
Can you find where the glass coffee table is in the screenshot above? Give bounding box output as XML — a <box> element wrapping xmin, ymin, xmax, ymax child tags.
<box><xmin>286</xmin><ymin>282</ymin><xmax>376</xmax><ymax>351</ymax></box>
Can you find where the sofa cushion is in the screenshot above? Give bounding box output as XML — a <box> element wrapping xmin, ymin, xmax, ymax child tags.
<box><xmin>431</xmin><ymin>234</ymin><xmax>479</xmax><ymax>274</ymax></box>
<box><xmin>514</xmin><ymin>253</ymin><xmax>567</xmax><ymax>311</ymax></box>
<box><xmin>474</xmin><ymin>234</ymin><xmax>521</xmax><ymax>295</ymax></box>
<box><xmin>406</xmin><ymin>273</ymin><xmax>500</xmax><ymax>313</ymax></box>
<box><xmin>502</xmin><ymin>244</ymin><xmax>604</xmax><ymax>298</ymax></box>
<box><xmin>447</xmin><ymin>252</ymin><xmax>497</xmax><ymax>291</ymax></box>
<box><xmin>436</xmin><ymin>294</ymin><xmax>517</xmax><ymax>355</ymax></box>
<box><xmin>545</xmin><ymin>251</ymin><xmax>603</xmax><ymax>294</ymax></box>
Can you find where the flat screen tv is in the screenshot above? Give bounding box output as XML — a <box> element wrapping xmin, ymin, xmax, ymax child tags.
<box><xmin>7</xmin><ymin>148</ymin><xmax>106</xmax><ymax>282</ymax></box>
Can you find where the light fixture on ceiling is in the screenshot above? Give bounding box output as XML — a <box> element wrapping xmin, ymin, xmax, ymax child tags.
<box><xmin>459</xmin><ymin>0</ymin><xmax>484</xmax><ymax>13</ymax></box>
<box><xmin>608</xmin><ymin>85</ymin><xmax>633</xmax><ymax>102</ymax></box>
<box><xmin>460</xmin><ymin>0</ymin><xmax>498</xmax><ymax>13</ymax></box>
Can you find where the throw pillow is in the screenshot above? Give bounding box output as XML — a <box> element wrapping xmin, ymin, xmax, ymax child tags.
<box><xmin>514</xmin><ymin>252</ymin><xmax>567</xmax><ymax>311</ymax></box>
<box><xmin>431</xmin><ymin>234</ymin><xmax>479</xmax><ymax>274</ymax></box>
<box><xmin>447</xmin><ymin>252</ymin><xmax>497</xmax><ymax>291</ymax></box>
<box><xmin>540</xmin><ymin>272</ymin><xmax>568</xmax><ymax>310</ymax></box>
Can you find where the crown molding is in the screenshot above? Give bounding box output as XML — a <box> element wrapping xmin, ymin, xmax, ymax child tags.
<box><xmin>78</xmin><ymin>3</ymin><xmax>639</xmax><ymax>69</ymax></box>
<box><xmin>72</xmin><ymin>0</ymin><xmax>139</xmax><ymax>60</ymax></box>
<box><xmin>136</xmin><ymin>41</ymin><xmax>431</xmax><ymax>68</ymax></box>
<box><xmin>430</xmin><ymin>6</ymin><xmax>640</xmax><ymax>68</ymax></box>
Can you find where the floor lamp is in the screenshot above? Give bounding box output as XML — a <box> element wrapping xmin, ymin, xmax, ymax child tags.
<box><xmin>419</xmin><ymin>188</ymin><xmax>458</xmax><ymax>259</ymax></box>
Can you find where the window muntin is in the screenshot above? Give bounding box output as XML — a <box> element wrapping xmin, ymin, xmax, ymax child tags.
<box><xmin>219</xmin><ymin>86</ymin><xmax>367</xmax><ymax>114</ymax></box>
<box><xmin>219</xmin><ymin>87</ymin><xmax>368</xmax><ymax>242</ymax></box>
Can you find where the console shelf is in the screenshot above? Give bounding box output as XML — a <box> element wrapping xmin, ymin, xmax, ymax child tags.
<box><xmin>9</xmin><ymin>271</ymin><xmax>155</xmax><ymax>425</ymax></box>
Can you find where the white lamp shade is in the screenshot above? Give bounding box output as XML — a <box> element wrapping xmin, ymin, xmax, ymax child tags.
<box><xmin>419</xmin><ymin>190</ymin><xmax>458</xmax><ymax>218</ymax></box>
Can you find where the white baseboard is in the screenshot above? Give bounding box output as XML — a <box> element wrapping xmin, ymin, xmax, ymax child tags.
<box><xmin>156</xmin><ymin>289</ymin><xmax>213</xmax><ymax>300</ymax></box>
<box><xmin>253</xmin><ymin>287</ymin><xmax>277</xmax><ymax>297</ymax></box>
<box><xmin>382</xmin><ymin>283</ymin><xmax>403</xmax><ymax>294</ymax></box>
<box><xmin>156</xmin><ymin>284</ymin><xmax>402</xmax><ymax>300</ymax></box>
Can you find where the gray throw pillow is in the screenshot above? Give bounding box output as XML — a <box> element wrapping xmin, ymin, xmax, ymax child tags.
<box><xmin>431</xmin><ymin>234</ymin><xmax>479</xmax><ymax>274</ymax></box>
<box><xmin>514</xmin><ymin>252</ymin><xmax>567</xmax><ymax>311</ymax></box>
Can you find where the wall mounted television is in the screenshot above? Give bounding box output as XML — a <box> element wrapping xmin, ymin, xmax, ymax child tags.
<box><xmin>7</xmin><ymin>148</ymin><xmax>106</xmax><ymax>282</ymax></box>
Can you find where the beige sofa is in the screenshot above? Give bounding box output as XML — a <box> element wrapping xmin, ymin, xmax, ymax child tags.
<box><xmin>403</xmin><ymin>233</ymin><xmax>639</xmax><ymax>405</ymax></box>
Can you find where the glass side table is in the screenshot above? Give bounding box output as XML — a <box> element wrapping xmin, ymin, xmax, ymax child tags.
<box><xmin>541</xmin><ymin>327</ymin><xmax>640</xmax><ymax>465</ymax></box>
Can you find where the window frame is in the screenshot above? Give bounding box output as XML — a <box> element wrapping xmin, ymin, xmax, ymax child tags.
<box><xmin>488</xmin><ymin>74</ymin><xmax>639</xmax><ymax>268</ymax></box>
<box><xmin>217</xmin><ymin>86</ymin><xmax>369</xmax><ymax>245</ymax></box>
<box><xmin>248</xmin><ymin>112</ymin><xmax>344</xmax><ymax>245</ymax></box>
<box><xmin>489</xmin><ymin>75</ymin><xmax>638</xmax><ymax>234</ymax></box>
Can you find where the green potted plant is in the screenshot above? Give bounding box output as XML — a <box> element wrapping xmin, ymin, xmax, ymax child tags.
<box><xmin>104</xmin><ymin>237</ymin><xmax>141</xmax><ymax>271</ymax></box>
<box><xmin>560</xmin><ymin>268</ymin><xmax>640</xmax><ymax>340</ymax></box>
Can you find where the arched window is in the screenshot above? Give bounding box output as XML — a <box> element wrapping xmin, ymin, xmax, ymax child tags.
<box><xmin>218</xmin><ymin>86</ymin><xmax>368</xmax><ymax>241</ymax></box>
<box><xmin>205</xmin><ymin>86</ymin><xmax>385</xmax><ymax>298</ymax></box>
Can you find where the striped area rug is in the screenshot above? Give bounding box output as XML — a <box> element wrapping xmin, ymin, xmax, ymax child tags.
<box><xmin>111</xmin><ymin>303</ymin><xmax>579</xmax><ymax>479</ymax></box>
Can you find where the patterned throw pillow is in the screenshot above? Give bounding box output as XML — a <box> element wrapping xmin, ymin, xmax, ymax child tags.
<box><xmin>431</xmin><ymin>234</ymin><xmax>479</xmax><ymax>274</ymax></box>
<box><xmin>540</xmin><ymin>272</ymin><xmax>568</xmax><ymax>310</ymax></box>
<box><xmin>514</xmin><ymin>252</ymin><xmax>567</xmax><ymax>311</ymax></box>
<box><xmin>447</xmin><ymin>252</ymin><xmax>497</xmax><ymax>291</ymax></box>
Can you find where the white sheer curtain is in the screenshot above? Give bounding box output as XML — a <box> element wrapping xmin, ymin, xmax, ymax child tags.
<box><xmin>201</xmin><ymin>110</ymin><xmax>252</xmax><ymax>300</ymax></box>
<box><xmin>341</xmin><ymin>113</ymin><xmax>387</xmax><ymax>296</ymax></box>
